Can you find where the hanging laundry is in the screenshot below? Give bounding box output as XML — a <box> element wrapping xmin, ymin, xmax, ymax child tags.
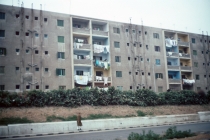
<box><xmin>168</xmin><ymin>52</ymin><xmax>173</xmax><ymax>56</ymax></box>
<box><xmin>96</xmin><ymin>76</ymin><xmax>102</xmax><ymax>81</ymax></box>
<box><xmin>165</xmin><ymin>38</ymin><xmax>172</xmax><ymax>47</ymax></box>
<box><xmin>103</xmin><ymin>77</ymin><xmax>108</xmax><ymax>85</ymax></box>
<box><xmin>104</xmin><ymin>62</ymin><xmax>108</xmax><ymax>69</ymax></box>
<box><xmin>179</xmin><ymin>53</ymin><xmax>182</xmax><ymax>56</ymax></box>
<box><xmin>75</xmin><ymin>75</ymin><xmax>88</xmax><ymax>85</ymax></box>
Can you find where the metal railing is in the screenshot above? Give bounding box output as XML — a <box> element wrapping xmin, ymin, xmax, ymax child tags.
<box><xmin>166</xmin><ymin>52</ymin><xmax>179</xmax><ymax>57</ymax></box>
<box><xmin>180</xmin><ymin>66</ymin><xmax>192</xmax><ymax>70</ymax></box>
<box><xmin>73</xmin><ymin>43</ymin><xmax>91</xmax><ymax>49</ymax></box>
<box><xmin>168</xmin><ymin>79</ymin><xmax>181</xmax><ymax>83</ymax></box>
<box><xmin>92</xmin><ymin>30</ymin><xmax>108</xmax><ymax>36</ymax></box>
<box><xmin>179</xmin><ymin>53</ymin><xmax>190</xmax><ymax>58</ymax></box>
<box><xmin>167</xmin><ymin>65</ymin><xmax>180</xmax><ymax>69</ymax></box>
<box><xmin>74</xmin><ymin>59</ymin><xmax>91</xmax><ymax>65</ymax></box>
<box><xmin>178</xmin><ymin>41</ymin><xmax>189</xmax><ymax>46</ymax></box>
<box><xmin>94</xmin><ymin>76</ymin><xmax>111</xmax><ymax>81</ymax></box>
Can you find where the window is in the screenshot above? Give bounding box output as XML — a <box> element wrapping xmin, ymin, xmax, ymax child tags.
<box><xmin>146</xmin><ymin>45</ymin><xmax>148</xmax><ymax>50</ymax></box>
<box><xmin>26</xmin><ymin>85</ymin><xmax>30</xmax><ymax>89</ymax></box>
<box><xmin>145</xmin><ymin>31</ymin><xmax>147</xmax><ymax>35</ymax></box>
<box><xmin>59</xmin><ymin>86</ymin><xmax>66</xmax><ymax>90</ymax></box>
<box><xmin>197</xmin><ymin>87</ymin><xmax>201</xmax><ymax>91</ymax></box>
<box><xmin>128</xmin><ymin>57</ymin><xmax>130</xmax><ymax>60</ymax></box>
<box><xmin>142</xmin><ymin>72</ymin><xmax>144</xmax><ymax>75</ymax></box>
<box><xmin>44</xmin><ymin>18</ymin><xmax>47</xmax><ymax>22</ymax></box>
<box><xmin>149</xmin><ymin>86</ymin><xmax>152</xmax><ymax>89</ymax></box>
<box><xmin>45</xmin><ymin>51</ymin><xmax>48</xmax><ymax>55</ymax></box>
<box><xmin>35</xmin><ymin>68</ymin><xmax>39</xmax><ymax>71</ymax></box>
<box><xmin>200</xmin><ymin>39</ymin><xmax>202</xmax><ymax>42</ymax></box>
<box><xmin>113</xmin><ymin>27</ymin><xmax>120</xmax><ymax>34</ymax></box>
<box><xmin>192</xmin><ymin>38</ymin><xmax>195</xmax><ymax>43</ymax></box>
<box><xmin>0</xmin><ymin>12</ymin><xmax>5</xmax><ymax>19</ymax></box>
<box><xmin>194</xmin><ymin>62</ymin><xmax>198</xmax><ymax>67</ymax></box>
<box><xmin>126</xmin><ymin>29</ymin><xmax>128</xmax><ymax>32</ymax></box>
<box><xmin>148</xmin><ymin>72</ymin><xmax>150</xmax><ymax>76</ymax></box>
<box><xmin>147</xmin><ymin>58</ymin><xmax>150</xmax><ymax>62</ymax></box>
<box><xmin>158</xmin><ymin>86</ymin><xmax>163</xmax><ymax>92</ymax></box>
<box><xmin>116</xmin><ymin>71</ymin><xmax>122</xmax><ymax>77</ymax></box>
<box><xmin>44</xmin><ymin>34</ymin><xmax>48</xmax><ymax>38</ymax></box>
<box><xmin>96</xmin><ymin>71</ymin><xmax>103</xmax><ymax>76</ymax></box>
<box><xmin>16</xmin><ymin>14</ymin><xmax>19</xmax><ymax>18</ymax></box>
<box><xmin>117</xmin><ymin>86</ymin><xmax>123</xmax><ymax>91</ymax></box>
<box><xmin>36</xmin><ymin>85</ymin><xmax>39</xmax><ymax>89</ymax></box>
<box><xmin>0</xmin><ymin>30</ymin><xmax>5</xmax><ymax>37</ymax></box>
<box><xmin>16</xmin><ymin>67</ymin><xmax>19</xmax><ymax>71</ymax></box>
<box><xmin>136</xmin><ymin>72</ymin><xmax>138</xmax><ymax>75</ymax></box>
<box><xmin>35</xmin><ymin>50</ymin><xmax>39</xmax><ymax>54</ymax></box>
<box><xmin>16</xmin><ymin>49</ymin><xmax>20</xmax><ymax>53</ymax></box>
<box><xmin>57</xmin><ymin>52</ymin><xmax>65</xmax><ymax>59</ymax></box>
<box><xmin>45</xmin><ymin>68</ymin><xmax>48</xmax><ymax>72</ymax></box>
<box><xmin>16</xmin><ymin>85</ymin><xmax>20</xmax><ymax>89</ymax></box>
<box><xmin>203</xmin><ymin>63</ymin><xmax>205</xmax><ymax>66</ymax></box>
<box><xmin>134</xmin><ymin>43</ymin><xmax>136</xmax><ymax>47</ymax></box>
<box><xmin>0</xmin><ymin>66</ymin><xmax>4</xmax><ymax>74</ymax></box>
<box><xmin>196</xmin><ymin>75</ymin><xmax>199</xmax><ymax>80</ymax></box>
<box><xmin>139</xmin><ymin>31</ymin><xmax>141</xmax><ymax>34</ymax></box>
<box><xmin>26</xmin><ymin>67</ymin><xmax>29</xmax><ymax>71</ymax></box>
<box><xmin>114</xmin><ymin>41</ymin><xmax>120</xmax><ymax>48</ymax></box>
<box><xmin>132</xmin><ymin>30</ymin><xmax>135</xmax><ymax>33</ymax></box>
<box><xmin>0</xmin><ymin>85</ymin><xmax>5</xmax><ymax>91</ymax></box>
<box><xmin>56</xmin><ymin>69</ymin><xmax>65</xmax><ymax>76</ymax></box>
<box><xmin>135</xmin><ymin>57</ymin><xmax>137</xmax><ymax>61</ymax></box>
<box><xmin>76</xmin><ymin>71</ymin><xmax>83</xmax><ymax>75</ymax></box>
<box><xmin>140</xmin><ymin>44</ymin><xmax>142</xmax><ymax>47</ymax></box>
<box><xmin>45</xmin><ymin>85</ymin><xmax>49</xmax><ymax>89</ymax></box>
<box><xmin>156</xmin><ymin>59</ymin><xmax>160</xmax><ymax>65</ymax></box>
<box><xmin>26</xmin><ymin>49</ymin><xmax>29</xmax><ymax>54</ymax></box>
<box><xmin>141</xmin><ymin>58</ymin><xmax>143</xmax><ymax>61</ymax></box>
<box><xmin>204</xmin><ymin>75</ymin><xmax>206</xmax><ymax>78</ymax></box>
<box><xmin>137</xmin><ymin>86</ymin><xmax>139</xmax><ymax>89</ymax></box>
<box><xmin>35</xmin><ymin>17</ymin><xmax>38</xmax><ymax>20</ymax></box>
<box><xmin>25</xmin><ymin>32</ymin><xmax>29</xmax><ymax>36</ymax></box>
<box><xmin>193</xmin><ymin>50</ymin><xmax>197</xmax><ymax>55</ymax></box>
<box><xmin>130</xmin><ymin>86</ymin><xmax>132</xmax><ymax>89</ymax></box>
<box><xmin>57</xmin><ymin>20</ymin><xmax>64</xmax><ymax>26</ymax></box>
<box><xmin>155</xmin><ymin>46</ymin><xmax>160</xmax><ymax>52</ymax></box>
<box><xmin>0</xmin><ymin>48</ymin><xmax>6</xmax><ymax>56</ymax></box>
<box><xmin>58</xmin><ymin>36</ymin><xmax>64</xmax><ymax>43</ymax></box>
<box><xmin>16</xmin><ymin>31</ymin><xmax>19</xmax><ymax>35</ymax></box>
<box><xmin>127</xmin><ymin>43</ymin><xmax>129</xmax><ymax>46</ymax></box>
<box><xmin>25</xmin><ymin>15</ymin><xmax>29</xmax><ymax>19</ymax></box>
<box><xmin>143</xmin><ymin>86</ymin><xmax>145</xmax><ymax>89</ymax></box>
<box><xmin>202</xmin><ymin>51</ymin><xmax>203</xmax><ymax>54</ymax></box>
<box><xmin>115</xmin><ymin>56</ymin><xmax>121</xmax><ymax>62</ymax></box>
<box><xmin>153</xmin><ymin>33</ymin><xmax>159</xmax><ymax>39</ymax></box>
<box><xmin>129</xmin><ymin>72</ymin><xmax>131</xmax><ymax>75</ymax></box>
<box><xmin>155</xmin><ymin>73</ymin><xmax>163</xmax><ymax>79</ymax></box>
<box><xmin>35</xmin><ymin>33</ymin><xmax>39</xmax><ymax>37</ymax></box>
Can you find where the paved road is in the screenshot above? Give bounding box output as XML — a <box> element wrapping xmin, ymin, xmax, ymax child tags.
<box><xmin>10</xmin><ymin>122</ymin><xmax>210</xmax><ymax>140</ymax></box>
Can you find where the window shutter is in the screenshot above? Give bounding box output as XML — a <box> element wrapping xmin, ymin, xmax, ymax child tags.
<box><xmin>63</xmin><ymin>69</ymin><xmax>65</xmax><ymax>75</ymax></box>
<box><xmin>57</xmin><ymin>52</ymin><xmax>59</xmax><ymax>58</ymax></box>
<box><xmin>62</xmin><ymin>52</ymin><xmax>65</xmax><ymax>59</ymax></box>
<box><xmin>155</xmin><ymin>73</ymin><xmax>158</xmax><ymax>79</ymax></box>
<box><xmin>56</xmin><ymin>69</ymin><xmax>59</xmax><ymax>75</ymax></box>
<box><xmin>161</xmin><ymin>73</ymin><xmax>163</xmax><ymax>79</ymax></box>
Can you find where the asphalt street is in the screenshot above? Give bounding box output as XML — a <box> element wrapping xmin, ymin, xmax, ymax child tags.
<box><xmin>9</xmin><ymin>122</ymin><xmax>210</xmax><ymax>140</ymax></box>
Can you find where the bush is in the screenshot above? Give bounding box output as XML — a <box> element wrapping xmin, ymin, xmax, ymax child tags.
<box><xmin>0</xmin><ymin>117</ymin><xmax>33</xmax><ymax>125</ymax></box>
<box><xmin>128</xmin><ymin>130</ymin><xmax>165</xmax><ymax>140</ymax></box>
<box><xmin>136</xmin><ymin>110</ymin><xmax>146</xmax><ymax>116</ymax></box>
<box><xmin>164</xmin><ymin>126</ymin><xmax>195</xmax><ymax>139</ymax></box>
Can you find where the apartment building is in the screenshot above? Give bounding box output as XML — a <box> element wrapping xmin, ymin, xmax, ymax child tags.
<box><xmin>0</xmin><ymin>4</ymin><xmax>209</xmax><ymax>92</ymax></box>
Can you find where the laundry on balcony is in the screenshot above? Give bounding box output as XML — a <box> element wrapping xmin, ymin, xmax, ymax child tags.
<box><xmin>93</xmin><ymin>44</ymin><xmax>109</xmax><ymax>54</ymax></box>
<box><xmin>165</xmin><ymin>38</ymin><xmax>177</xmax><ymax>47</ymax></box>
<box><xmin>74</xmin><ymin>54</ymin><xmax>90</xmax><ymax>60</ymax></box>
<box><xmin>97</xmin><ymin>87</ymin><xmax>109</xmax><ymax>91</ymax></box>
<box><xmin>103</xmin><ymin>77</ymin><xmax>108</xmax><ymax>85</ymax></box>
<box><xmin>74</xmin><ymin>42</ymin><xmax>84</xmax><ymax>49</ymax></box>
<box><xmin>94</xmin><ymin>60</ymin><xmax>110</xmax><ymax>69</ymax></box>
<box><xmin>74</xmin><ymin>75</ymin><xmax>89</xmax><ymax>85</ymax></box>
<box><xmin>179</xmin><ymin>53</ymin><xmax>182</xmax><ymax>56</ymax></box>
<box><xmin>183</xmin><ymin>79</ymin><xmax>195</xmax><ymax>86</ymax></box>
<box><xmin>96</xmin><ymin>76</ymin><xmax>103</xmax><ymax>81</ymax></box>
<box><xmin>167</xmin><ymin>52</ymin><xmax>173</xmax><ymax>56</ymax></box>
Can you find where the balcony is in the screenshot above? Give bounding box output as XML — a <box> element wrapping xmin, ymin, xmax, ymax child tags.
<box><xmin>178</xmin><ymin>41</ymin><xmax>189</xmax><ymax>46</ymax></box>
<box><xmin>180</xmin><ymin>66</ymin><xmax>192</xmax><ymax>71</ymax></box>
<box><xmin>94</xmin><ymin>60</ymin><xmax>110</xmax><ymax>70</ymax></box>
<box><xmin>73</xmin><ymin>27</ymin><xmax>90</xmax><ymax>34</ymax></box>
<box><xmin>166</xmin><ymin>52</ymin><xmax>179</xmax><ymax>57</ymax></box>
<box><xmin>179</xmin><ymin>53</ymin><xmax>190</xmax><ymax>58</ymax></box>
<box><xmin>73</xmin><ymin>43</ymin><xmax>91</xmax><ymax>50</ymax></box>
<box><xmin>168</xmin><ymin>79</ymin><xmax>181</xmax><ymax>83</ymax></box>
<box><xmin>74</xmin><ymin>75</ymin><xmax>92</xmax><ymax>85</ymax></box>
<box><xmin>74</xmin><ymin>59</ymin><xmax>91</xmax><ymax>65</ymax></box>
<box><xmin>94</xmin><ymin>76</ymin><xmax>111</xmax><ymax>82</ymax></box>
<box><xmin>92</xmin><ymin>30</ymin><xmax>108</xmax><ymax>36</ymax></box>
<box><xmin>167</xmin><ymin>65</ymin><xmax>180</xmax><ymax>70</ymax></box>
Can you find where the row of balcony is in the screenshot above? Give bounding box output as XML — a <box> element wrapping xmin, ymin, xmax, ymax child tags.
<box><xmin>166</xmin><ymin>52</ymin><xmax>191</xmax><ymax>58</ymax></box>
<box><xmin>167</xmin><ymin>65</ymin><xmax>192</xmax><ymax>71</ymax></box>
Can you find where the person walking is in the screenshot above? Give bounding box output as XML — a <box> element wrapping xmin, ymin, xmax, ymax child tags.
<box><xmin>77</xmin><ymin>112</ymin><xmax>82</xmax><ymax>131</ymax></box>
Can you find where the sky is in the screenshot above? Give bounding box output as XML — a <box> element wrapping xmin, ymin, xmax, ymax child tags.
<box><xmin>0</xmin><ymin>0</ymin><xmax>210</xmax><ymax>35</ymax></box>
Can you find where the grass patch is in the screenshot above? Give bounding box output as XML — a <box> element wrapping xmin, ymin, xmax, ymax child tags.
<box><xmin>0</xmin><ymin>117</ymin><xmax>33</xmax><ymax>125</ymax></box>
<box><xmin>136</xmin><ymin>110</ymin><xmax>146</xmax><ymax>116</ymax></box>
<box><xmin>47</xmin><ymin>115</ymin><xmax>77</xmax><ymax>122</ymax></box>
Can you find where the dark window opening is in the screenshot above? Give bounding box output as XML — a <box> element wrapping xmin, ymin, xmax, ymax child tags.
<box><xmin>16</xmin><ymin>31</ymin><xmax>19</xmax><ymax>35</ymax></box>
<box><xmin>128</xmin><ymin>57</ymin><xmax>130</xmax><ymax>60</ymax></box>
<box><xmin>35</xmin><ymin>68</ymin><xmax>39</xmax><ymax>71</ymax></box>
<box><xmin>203</xmin><ymin>63</ymin><xmax>205</xmax><ymax>65</ymax></box>
<box><xmin>25</xmin><ymin>32</ymin><xmax>29</xmax><ymax>36</ymax></box>
<box><xmin>139</xmin><ymin>31</ymin><xmax>141</xmax><ymax>34</ymax></box>
<box><xmin>205</xmin><ymin>40</ymin><xmax>206</xmax><ymax>43</ymax></box>
<box><xmin>16</xmin><ymin>49</ymin><xmax>20</xmax><ymax>52</ymax></box>
<box><xmin>149</xmin><ymin>86</ymin><xmax>151</xmax><ymax>89</ymax></box>
<box><xmin>136</xmin><ymin>72</ymin><xmax>138</xmax><ymax>75</ymax></box>
<box><xmin>45</xmin><ymin>68</ymin><xmax>48</xmax><ymax>72</ymax></box>
<box><xmin>0</xmin><ymin>30</ymin><xmax>5</xmax><ymax>37</ymax></box>
<box><xmin>135</xmin><ymin>57</ymin><xmax>137</xmax><ymax>61</ymax></box>
<box><xmin>26</xmin><ymin>85</ymin><xmax>30</xmax><ymax>89</ymax></box>
<box><xmin>142</xmin><ymin>72</ymin><xmax>144</xmax><ymax>75</ymax></box>
<box><xmin>16</xmin><ymin>14</ymin><xmax>19</xmax><ymax>18</ymax></box>
<box><xmin>35</xmin><ymin>50</ymin><xmax>39</xmax><ymax>54</ymax></box>
<box><xmin>145</xmin><ymin>31</ymin><xmax>147</xmax><ymax>35</ymax></box>
<box><xmin>0</xmin><ymin>85</ymin><xmax>5</xmax><ymax>91</ymax></box>
<box><xmin>45</xmin><ymin>51</ymin><xmax>48</xmax><ymax>55</ymax></box>
<box><xmin>16</xmin><ymin>85</ymin><xmax>20</xmax><ymax>89</ymax></box>
<box><xmin>126</xmin><ymin>29</ymin><xmax>128</xmax><ymax>32</ymax></box>
<box><xmin>143</xmin><ymin>86</ymin><xmax>145</xmax><ymax>89</ymax></box>
<box><xmin>146</xmin><ymin>45</ymin><xmax>148</xmax><ymax>49</ymax></box>
<box><xmin>204</xmin><ymin>75</ymin><xmax>206</xmax><ymax>78</ymax></box>
<box><xmin>44</xmin><ymin>18</ymin><xmax>47</xmax><ymax>22</ymax></box>
<box><xmin>140</xmin><ymin>44</ymin><xmax>142</xmax><ymax>47</ymax></box>
<box><xmin>36</xmin><ymin>85</ymin><xmax>39</xmax><ymax>89</ymax></box>
<box><xmin>130</xmin><ymin>86</ymin><xmax>132</xmax><ymax>89</ymax></box>
<box><xmin>16</xmin><ymin>67</ymin><xmax>19</xmax><ymax>70</ymax></box>
<box><xmin>25</xmin><ymin>15</ymin><xmax>29</xmax><ymax>19</ymax></box>
<box><xmin>0</xmin><ymin>12</ymin><xmax>5</xmax><ymax>19</ymax></box>
<box><xmin>35</xmin><ymin>17</ymin><xmax>38</xmax><ymax>20</ymax></box>
<box><xmin>127</xmin><ymin>43</ymin><xmax>129</xmax><ymax>46</ymax></box>
<box><xmin>45</xmin><ymin>85</ymin><xmax>49</xmax><ymax>89</ymax></box>
<box><xmin>137</xmin><ymin>86</ymin><xmax>139</xmax><ymax>89</ymax></box>
<box><xmin>148</xmin><ymin>72</ymin><xmax>150</xmax><ymax>76</ymax></box>
<box><xmin>129</xmin><ymin>72</ymin><xmax>131</xmax><ymax>75</ymax></box>
<box><xmin>26</xmin><ymin>49</ymin><xmax>29</xmax><ymax>53</ymax></box>
<box><xmin>134</xmin><ymin>43</ymin><xmax>136</xmax><ymax>47</ymax></box>
<box><xmin>96</xmin><ymin>71</ymin><xmax>103</xmax><ymax>76</ymax></box>
<box><xmin>202</xmin><ymin>51</ymin><xmax>203</xmax><ymax>54</ymax></box>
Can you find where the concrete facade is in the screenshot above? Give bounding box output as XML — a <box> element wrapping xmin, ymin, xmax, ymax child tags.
<box><xmin>0</xmin><ymin>4</ymin><xmax>209</xmax><ymax>92</ymax></box>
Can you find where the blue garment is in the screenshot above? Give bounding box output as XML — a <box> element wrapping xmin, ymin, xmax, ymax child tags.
<box><xmin>96</xmin><ymin>60</ymin><xmax>99</xmax><ymax>66</ymax></box>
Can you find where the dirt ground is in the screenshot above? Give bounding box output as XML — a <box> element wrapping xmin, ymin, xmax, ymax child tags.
<box><xmin>0</xmin><ymin>104</ymin><xmax>209</xmax><ymax>123</ymax></box>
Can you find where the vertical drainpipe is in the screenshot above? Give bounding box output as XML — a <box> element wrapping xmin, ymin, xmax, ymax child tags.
<box><xmin>70</xmin><ymin>16</ymin><xmax>74</xmax><ymax>88</ymax></box>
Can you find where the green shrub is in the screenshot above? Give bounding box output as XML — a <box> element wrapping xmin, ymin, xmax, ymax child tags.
<box><xmin>128</xmin><ymin>130</ymin><xmax>165</xmax><ymax>140</ymax></box>
<box><xmin>0</xmin><ymin>117</ymin><xmax>33</xmax><ymax>125</ymax></box>
<box><xmin>136</xmin><ymin>110</ymin><xmax>146</xmax><ymax>116</ymax></box>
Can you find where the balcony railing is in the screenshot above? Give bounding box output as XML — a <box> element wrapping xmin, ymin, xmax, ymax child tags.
<box><xmin>94</xmin><ymin>76</ymin><xmax>111</xmax><ymax>82</ymax></box>
<box><xmin>166</xmin><ymin>52</ymin><xmax>179</xmax><ymax>57</ymax></box>
<box><xmin>74</xmin><ymin>59</ymin><xmax>91</xmax><ymax>65</ymax></box>
<box><xmin>73</xmin><ymin>27</ymin><xmax>90</xmax><ymax>34</ymax></box>
<box><xmin>179</xmin><ymin>53</ymin><xmax>190</xmax><ymax>58</ymax></box>
<box><xmin>73</xmin><ymin>43</ymin><xmax>91</xmax><ymax>49</ymax></box>
<box><xmin>92</xmin><ymin>30</ymin><xmax>108</xmax><ymax>36</ymax></box>
<box><xmin>178</xmin><ymin>41</ymin><xmax>189</xmax><ymax>46</ymax></box>
<box><xmin>180</xmin><ymin>66</ymin><xmax>192</xmax><ymax>71</ymax></box>
<box><xmin>168</xmin><ymin>79</ymin><xmax>181</xmax><ymax>83</ymax></box>
<box><xmin>167</xmin><ymin>65</ymin><xmax>180</xmax><ymax>69</ymax></box>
